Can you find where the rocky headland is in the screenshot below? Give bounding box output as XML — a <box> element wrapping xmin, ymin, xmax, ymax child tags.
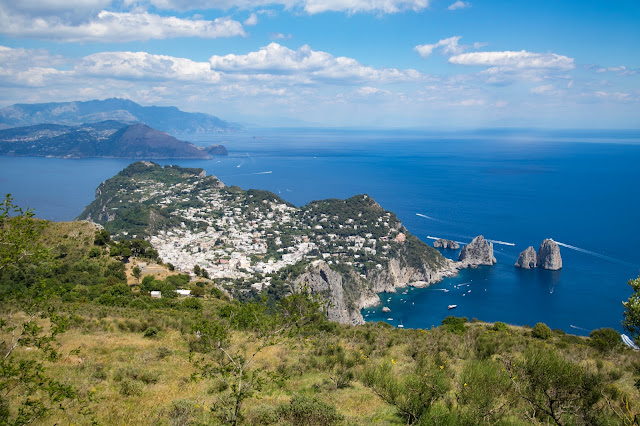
<box><xmin>433</xmin><ymin>238</ymin><xmax>460</xmax><ymax>250</ymax></box>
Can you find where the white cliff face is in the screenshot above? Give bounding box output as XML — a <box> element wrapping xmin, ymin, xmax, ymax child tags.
<box><xmin>536</xmin><ymin>239</ymin><xmax>562</xmax><ymax>270</ymax></box>
<box><xmin>296</xmin><ymin>252</ymin><xmax>459</xmax><ymax>325</ymax></box>
<box><xmin>515</xmin><ymin>246</ymin><xmax>537</xmax><ymax>269</ymax></box>
<box><xmin>294</xmin><ymin>260</ymin><xmax>365</xmax><ymax>325</ymax></box>
<box><xmin>458</xmin><ymin>235</ymin><xmax>496</xmax><ymax>267</ymax></box>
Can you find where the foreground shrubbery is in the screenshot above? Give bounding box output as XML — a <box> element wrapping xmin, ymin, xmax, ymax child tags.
<box><xmin>2</xmin><ymin>198</ymin><xmax>640</xmax><ymax>425</ymax></box>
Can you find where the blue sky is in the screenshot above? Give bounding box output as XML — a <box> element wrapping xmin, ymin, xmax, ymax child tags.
<box><xmin>0</xmin><ymin>0</ymin><xmax>638</xmax><ymax>128</ymax></box>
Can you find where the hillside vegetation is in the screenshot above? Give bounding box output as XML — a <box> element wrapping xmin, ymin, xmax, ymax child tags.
<box><xmin>2</xmin><ymin>214</ymin><xmax>640</xmax><ymax>425</ymax></box>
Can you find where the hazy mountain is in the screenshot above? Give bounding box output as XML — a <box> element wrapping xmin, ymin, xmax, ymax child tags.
<box><xmin>0</xmin><ymin>121</ymin><xmax>223</xmax><ymax>159</ymax></box>
<box><xmin>0</xmin><ymin>98</ymin><xmax>241</xmax><ymax>134</ymax></box>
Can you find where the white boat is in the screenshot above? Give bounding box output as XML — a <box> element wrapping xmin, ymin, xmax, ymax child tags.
<box><xmin>448</xmin><ymin>304</ymin><xmax>457</xmax><ymax>310</ymax></box>
<box><xmin>398</xmin><ymin>324</ymin><xmax>404</xmax><ymax>328</ymax></box>
<box><xmin>622</xmin><ymin>334</ymin><xmax>639</xmax><ymax>350</ymax></box>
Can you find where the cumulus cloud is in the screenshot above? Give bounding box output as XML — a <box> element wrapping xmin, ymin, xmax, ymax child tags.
<box><xmin>244</xmin><ymin>13</ymin><xmax>258</xmax><ymax>25</ymax></box>
<box><xmin>415</xmin><ymin>36</ymin><xmax>464</xmax><ymax>58</ymax></box>
<box><xmin>0</xmin><ymin>9</ymin><xmax>246</xmax><ymax>42</ymax></box>
<box><xmin>449</xmin><ymin>50</ymin><xmax>574</xmax><ymax>70</ymax></box>
<box><xmin>149</xmin><ymin>0</ymin><xmax>429</xmax><ymax>14</ymax></box>
<box><xmin>209</xmin><ymin>43</ymin><xmax>422</xmax><ymax>84</ymax></box>
<box><xmin>448</xmin><ymin>1</ymin><xmax>470</xmax><ymax>10</ymax></box>
<box><xmin>0</xmin><ymin>46</ymin><xmax>69</xmax><ymax>87</ymax></box>
<box><xmin>77</xmin><ymin>51</ymin><xmax>221</xmax><ymax>82</ymax></box>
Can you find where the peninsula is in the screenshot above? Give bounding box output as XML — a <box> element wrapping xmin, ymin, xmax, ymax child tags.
<box><xmin>78</xmin><ymin>161</ymin><xmax>459</xmax><ymax>323</ymax></box>
<box><xmin>0</xmin><ymin>121</ymin><xmax>227</xmax><ymax>159</ymax></box>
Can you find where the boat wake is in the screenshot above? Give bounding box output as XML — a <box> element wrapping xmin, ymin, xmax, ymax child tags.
<box><xmin>486</xmin><ymin>239</ymin><xmax>515</xmax><ymax>246</ymax></box>
<box><xmin>570</xmin><ymin>325</ymin><xmax>589</xmax><ymax>332</ymax></box>
<box><xmin>253</xmin><ymin>171</ymin><xmax>273</xmax><ymax>175</ymax></box>
<box><xmin>553</xmin><ymin>240</ymin><xmax>630</xmax><ymax>265</ymax></box>
<box><xmin>416</xmin><ymin>213</ymin><xmax>441</xmax><ymax>221</ymax></box>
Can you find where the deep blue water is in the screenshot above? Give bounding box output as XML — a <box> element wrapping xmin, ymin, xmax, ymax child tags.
<box><xmin>1</xmin><ymin>129</ymin><xmax>639</xmax><ymax>335</ymax></box>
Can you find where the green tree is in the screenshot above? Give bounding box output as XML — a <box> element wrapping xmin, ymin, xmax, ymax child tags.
<box><xmin>132</xmin><ymin>266</ymin><xmax>141</xmax><ymax>284</ymax></box>
<box><xmin>623</xmin><ymin>276</ymin><xmax>640</xmax><ymax>339</ymax></box>
<box><xmin>0</xmin><ymin>194</ymin><xmax>49</xmax><ymax>272</ymax></box>
<box><xmin>0</xmin><ymin>195</ymin><xmax>77</xmax><ymax>424</ymax></box>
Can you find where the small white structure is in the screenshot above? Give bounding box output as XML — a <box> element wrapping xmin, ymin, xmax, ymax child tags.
<box><xmin>176</xmin><ymin>289</ymin><xmax>191</xmax><ymax>297</ymax></box>
<box><xmin>150</xmin><ymin>291</ymin><xmax>162</xmax><ymax>299</ymax></box>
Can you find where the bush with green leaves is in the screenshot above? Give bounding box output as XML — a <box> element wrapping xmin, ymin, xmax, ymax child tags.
<box><xmin>276</xmin><ymin>394</ymin><xmax>343</xmax><ymax>426</ymax></box>
<box><xmin>531</xmin><ymin>322</ymin><xmax>552</xmax><ymax>340</ymax></box>
<box><xmin>589</xmin><ymin>328</ymin><xmax>622</xmax><ymax>353</ymax></box>
<box><xmin>441</xmin><ymin>316</ymin><xmax>468</xmax><ymax>334</ymax></box>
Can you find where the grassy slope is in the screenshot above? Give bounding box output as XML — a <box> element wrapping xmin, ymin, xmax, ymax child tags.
<box><xmin>3</xmin><ymin>221</ymin><xmax>640</xmax><ymax>425</ymax></box>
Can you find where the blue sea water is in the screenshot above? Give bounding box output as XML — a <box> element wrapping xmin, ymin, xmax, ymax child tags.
<box><xmin>1</xmin><ymin>129</ymin><xmax>639</xmax><ymax>335</ymax></box>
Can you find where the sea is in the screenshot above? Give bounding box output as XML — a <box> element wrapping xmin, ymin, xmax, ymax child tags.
<box><xmin>1</xmin><ymin>128</ymin><xmax>639</xmax><ymax>335</ymax></box>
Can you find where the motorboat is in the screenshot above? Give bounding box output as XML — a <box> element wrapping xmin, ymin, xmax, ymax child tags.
<box><xmin>448</xmin><ymin>304</ymin><xmax>457</xmax><ymax>310</ymax></box>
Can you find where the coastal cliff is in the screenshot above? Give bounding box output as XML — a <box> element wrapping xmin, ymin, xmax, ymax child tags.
<box><xmin>434</xmin><ymin>238</ymin><xmax>460</xmax><ymax>250</ymax></box>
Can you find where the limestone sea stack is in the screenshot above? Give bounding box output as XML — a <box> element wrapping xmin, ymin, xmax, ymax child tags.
<box><xmin>515</xmin><ymin>246</ymin><xmax>537</xmax><ymax>269</ymax></box>
<box><xmin>433</xmin><ymin>238</ymin><xmax>460</xmax><ymax>250</ymax></box>
<box><xmin>536</xmin><ymin>239</ymin><xmax>562</xmax><ymax>270</ymax></box>
<box><xmin>458</xmin><ymin>235</ymin><xmax>497</xmax><ymax>266</ymax></box>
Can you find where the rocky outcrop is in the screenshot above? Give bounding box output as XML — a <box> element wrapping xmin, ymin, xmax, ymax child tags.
<box><xmin>515</xmin><ymin>246</ymin><xmax>537</xmax><ymax>269</ymax></box>
<box><xmin>433</xmin><ymin>238</ymin><xmax>460</xmax><ymax>250</ymax></box>
<box><xmin>458</xmin><ymin>235</ymin><xmax>496</xmax><ymax>266</ymax></box>
<box><xmin>296</xmin><ymin>253</ymin><xmax>459</xmax><ymax>325</ymax></box>
<box><xmin>536</xmin><ymin>239</ymin><xmax>562</xmax><ymax>270</ymax></box>
<box><xmin>294</xmin><ymin>260</ymin><xmax>365</xmax><ymax>325</ymax></box>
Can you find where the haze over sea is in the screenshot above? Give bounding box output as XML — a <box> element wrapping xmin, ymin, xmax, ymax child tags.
<box><xmin>1</xmin><ymin>129</ymin><xmax>639</xmax><ymax>335</ymax></box>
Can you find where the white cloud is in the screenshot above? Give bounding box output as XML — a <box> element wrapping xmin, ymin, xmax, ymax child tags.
<box><xmin>149</xmin><ymin>0</ymin><xmax>429</xmax><ymax>14</ymax></box>
<box><xmin>0</xmin><ymin>9</ymin><xmax>246</xmax><ymax>42</ymax></box>
<box><xmin>595</xmin><ymin>65</ymin><xmax>637</xmax><ymax>76</ymax></box>
<box><xmin>415</xmin><ymin>36</ymin><xmax>464</xmax><ymax>58</ymax></box>
<box><xmin>449</xmin><ymin>50</ymin><xmax>574</xmax><ymax>70</ymax></box>
<box><xmin>356</xmin><ymin>86</ymin><xmax>390</xmax><ymax>96</ymax></box>
<box><xmin>244</xmin><ymin>13</ymin><xmax>258</xmax><ymax>25</ymax></box>
<box><xmin>0</xmin><ymin>46</ymin><xmax>69</xmax><ymax>87</ymax></box>
<box><xmin>77</xmin><ymin>51</ymin><xmax>222</xmax><ymax>82</ymax></box>
<box><xmin>448</xmin><ymin>1</ymin><xmax>470</xmax><ymax>11</ymax></box>
<box><xmin>270</xmin><ymin>32</ymin><xmax>292</xmax><ymax>40</ymax></box>
<box><xmin>209</xmin><ymin>42</ymin><xmax>422</xmax><ymax>84</ymax></box>
<box><xmin>531</xmin><ymin>84</ymin><xmax>555</xmax><ymax>95</ymax></box>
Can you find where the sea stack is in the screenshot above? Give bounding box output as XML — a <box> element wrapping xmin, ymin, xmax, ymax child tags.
<box><xmin>536</xmin><ymin>239</ymin><xmax>562</xmax><ymax>270</ymax></box>
<box><xmin>515</xmin><ymin>246</ymin><xmax>537</xmax><ymax>269</ymax></box>
<box><xmin>458</xmin><ymin>235</ymin><xmax>497</xmax><ymax>266</ymax></box>
<box><xmin>433</xmin><ymin>238</ymin><xmax>460</xmax><ymax>250</ymax></box>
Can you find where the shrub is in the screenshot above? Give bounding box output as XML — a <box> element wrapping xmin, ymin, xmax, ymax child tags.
<box><xmin>492</xmin><ymin>321</ymin><xmax>509</xmax><ymax>332</ymax></box>
<box><xmin>276</xmin><ymin>394</ymin><xmax>343</xmax><ymax>426</ymax></box>
<box><xmin>143</xmin><ymin>326</ymin><xmax>159</xmax><ymax>338</ymax></box>
<box><xmin>441</xmin><ymin>316</ymin><xmax>468</xmax><ymax>334</ymax></box>
<box><xmin>532</xmin><ymin>322</ymin><xmax>552</xmax><ymax>340</ymax></box>
<box><xmin>119</xmin><ymin>379</ymin><xmax>142</xmax><ymax>396</ymax></box>
<box><xmin>589</xmin><ymin>328</ymin><xmax>622</xmax><ymax>353</ymax></box>
<box><xmin>166</xmin><ymin>399</ymin><xmax>200</xmax><ymax>426</ymax></box>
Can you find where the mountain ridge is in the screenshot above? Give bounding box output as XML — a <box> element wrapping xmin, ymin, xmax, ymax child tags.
<box><xmin>0</xmin><ymin>121</ymin><xmax>226</xmax><ymax>159</ymax></box>
<box><xmin>0</xmin><ymin>98</ymin><xmax>242</xmax><ymax>134</ymax></box>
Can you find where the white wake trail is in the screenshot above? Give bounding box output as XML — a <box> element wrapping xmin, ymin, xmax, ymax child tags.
<box><xmin>553</xmin><ymin>240</ymin><xmax>628</xmax><ymax>265</ymax></box>
<box><xmin>487</xmin><ymin>239</ymin><xmax>516</xmax><ymax>247</ymax></box>
<box><xmin>253</xmin><ymin>171</ymin><xmax>273</xmax><ymax>175</ymax></box>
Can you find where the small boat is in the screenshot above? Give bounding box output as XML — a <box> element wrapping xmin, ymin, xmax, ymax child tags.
<box><xmin>387</xmin><ymin>318</ymin><xmax>393</xmax><ymax>321</ymax></box>
<box><xmin>398</xmin><ymin>324</ymin><xmax>404</xmax><ymax>328</ymax></box>
<box><xmin>448</xmin><ymin>304</ymin><xmax>457</xmax><ymax>310</ymax></box>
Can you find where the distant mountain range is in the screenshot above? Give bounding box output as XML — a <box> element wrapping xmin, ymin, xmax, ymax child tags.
<box><xmin>0</xmin><ymin>121</ymin><xmax>227</xmax><ymax>159</ymax></box>
<box><xmin>0</xmin><ymin>98</ymin><xmax>241</xmax><ymax>134</ymax></box>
